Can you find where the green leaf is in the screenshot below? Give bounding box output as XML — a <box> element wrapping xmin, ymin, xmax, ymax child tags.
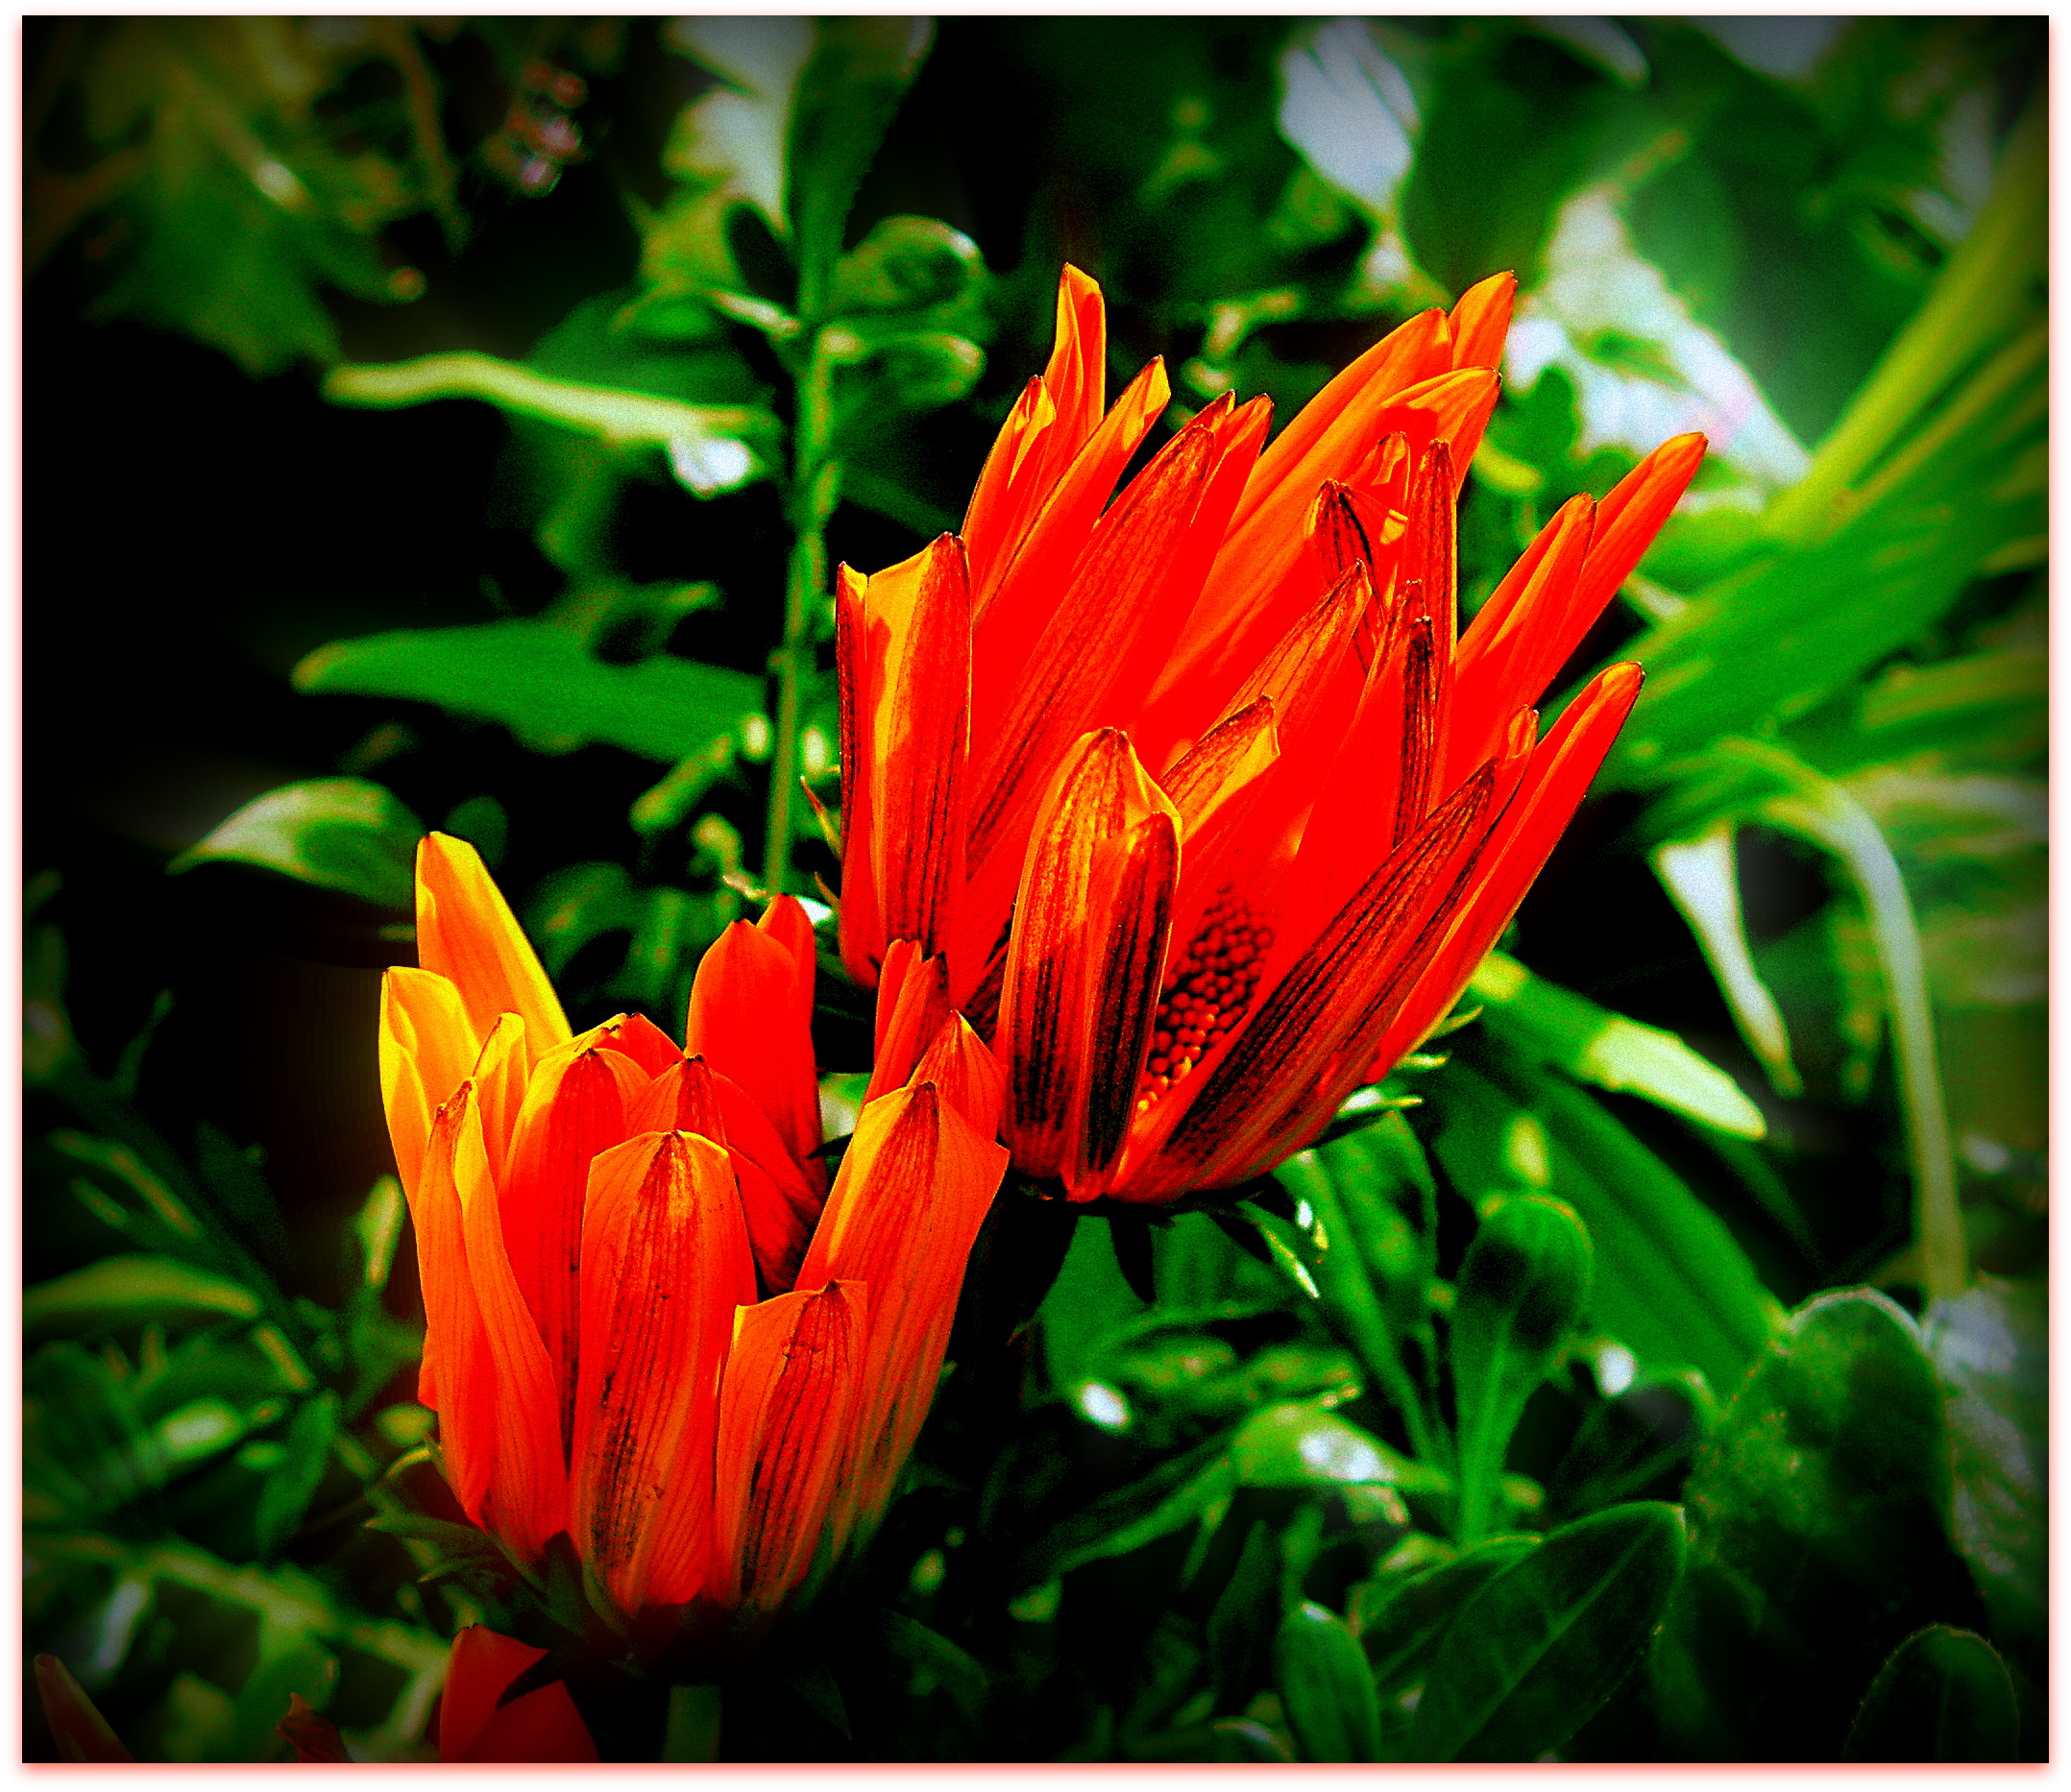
<box><xmin>1206</xmin><ymin>1514</ymin><xmax>1281</xmax><ymax>1716</ymax></box>
<box><xmin>1450</xmin><ymin>1195</ymin><xmax>1592</xmax><ymax>1541</ymax></box>
<box><xmin>1021</xmin><ymin>1433</ymin><xmax>1237</xmax><ymax>1584</ymax></box>
<box><xmin>1549</xmin><ymin>1372</ymin><xmax>1713</xmax><ymax>1519</ymax></box>
<box><xmin>294</xmin><ymin>619</ymin><xmax>764</xmax><ymax>763</ymax></box>
<box><xmin>1468</xmin><ymin>952</ymin><xmax>1766</xmax><ymax>1138</ymax></box>
<box><xmin>787</xmin><ymin>20</ymin><xmax>934</xmax><ymax>319</ymax></box>
<box><xmin>26</xmin><ymin>1256</ymin><xmax>261</xmax><ymax>1330</ymax></box>
<box><xmin>874</xmin><ymin>1610</ymin><xmax>987</xmax><ymax>1723</ymax></box>
<box><xmin>1038</xmin><ymin>1209</ymin><xmax>1150</xmax><ymax>1392</ymax></box>
<box><xmin>1355</xmin><ymin>1534</ymin><xmax>1542</xmax><ymax>1694</ymax></box>
<box><xmin>230</xmin><ymin>1643</ymin><xmax>336</xmax><ymax>1763</ymax></box>
<box><xmin>1843</xmin><ymin>1627</ymin><xmax>2018</xmax><ymax>1763</ymax></box>
<box><xmin>1410</xmin><ymin>1504</ymin><xmax>1685</xmax><ymax>1763</ymax></box>
<box><xmin>1924</xmin><ymin>1276</ymin><xmax>2046</xmax><ymax>1652</ymax></box>
<box><xmin>1231</xmin><ymin>1402</ymin><xmax>1446</xmax><ymax>1494</ymax></box>
<box><xmin>1436</xmin><ymin>1055</ymin><xmax>1780</xmax><ymax>1396</ymax></box>
<box><xmin>253</xmin><ymin>1393</ymin><xmax>337</xmax><ymax>1558</ymax></box>
<box><xmin>1275</xmin><ymin>1601</ymin><xmax>1381</xmax><ymax>1763</ymax></box>
<box><xmin>1649</xmin><ymin>1288</ymin><xmax>1986</xmax><ymax>1760</ymax></box>
<box><xmin>168</xmin><ymin>778</ymin><xmax>424</xmax><ymax>909</ymax></box>
<box><xmin>828</xmin><ymin>213</ymin><xmax>987</xmax><ymax>318</ymax></box>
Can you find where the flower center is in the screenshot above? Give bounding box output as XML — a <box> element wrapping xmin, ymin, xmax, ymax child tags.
<box><xmin>1134</xmin><ymin>891</ymin><xmax>1275</xmax><ymax>1112</ymax></box>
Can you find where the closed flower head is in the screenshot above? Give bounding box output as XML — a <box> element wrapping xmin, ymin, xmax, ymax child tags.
<box><xmin>379</xmin><ymin>835</ymin><xmax>1007</xmax><ymax>1655</ymax></box>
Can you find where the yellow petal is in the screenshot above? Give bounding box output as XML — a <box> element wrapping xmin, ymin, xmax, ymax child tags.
<box><xmin>416</xmin><ymin>834</ymin><xmax>571</xmax><ymax>1068</ymax></box>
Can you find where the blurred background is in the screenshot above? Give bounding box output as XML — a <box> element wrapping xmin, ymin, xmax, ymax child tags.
<box><xmin>24</xmin><ymin>15</ymin><xmax>2045</xmax><ymax>1760</ymax></box>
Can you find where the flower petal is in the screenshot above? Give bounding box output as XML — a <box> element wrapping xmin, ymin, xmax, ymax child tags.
<box><xmin>865</xmin><ymin>939</ymin><xmax>952</xmax><ymax>1105</ymax></box>
<box><xmin>407</xmin><ymin>1088</ymin><xmax>492</xmax><ymax>1507</ymax></box>
<box><xmin>35</xmin><ymin>1655</ymin><xmax>133</xmax><ymax>1763</ymax></box>
<box><xmin>462</xmin><ymin>1683</ymin><xmax>600</xmax><ymax>1764</ymax></box>
<box><xmin>378</xmin><ymin>966</ymin><xmax>478</xmax><ymax>1202</ymax></box>
<box><xmin>796</xmin><ymin>1082</ymin><xmax>1007</xmax><ymax>1547</ymax></box>
<box><xmin>685</xmin><ymin>900</ymin><xmax>822</xmax><ymax>1171</ymax></box>
<box><xmin>1450</xmin><ymin>436</ymin><xmax>1700</xmax><ymax>781</ymax></box>
<box><xmin>1068</xmin><ymin>811</ymin><xmax>1179</xmax><ymax>1196</ymax></box>
<box><xmin>1126</xmin><ymin>760</ymin><xmax>1503</xmax><ymax>1196</ymax></box>
<box><xmin>963</xmin><ymin>265</ymin><xmax>1106</xmax><ymax>598</ymax></box>
<box><xmin>441</xmin><ymin>1627</ymin><xmax>553</xmax><ymax>1763</ymax></box>
<box><xmin>501</xmin><ymin>1041</ymin><xmax>645</xmax><ymax>1455</ymax></box>
<box><xmin>415</xmin><ymin>834</ymin><xmax>570</xmax><ymax>1067</ymax></box>
<box><xmin>835</xmin><ymin>562</ymin><xmax>885</xmax><ymax>985</ymax></box>
<box><xmin>572</xmin><ymin>1130</ymin><xmax>755</xmax><ymax>1616</ymax></box>
<box><xmin>451</xmin><ymin>1065</ymin><xmax>568</xmax><ymax>1562</ymax></box>
<box><xmin>961</xmin><ymin>394</ymin><xmax>1266</xmax><ymax>992</ymax></box>
<box><xmin>593</xmin><ymin>1010</ymin><xmax>684</xmax><ymax>1077</ymax></box>
<box><xmin>997</xmin><ymin>730</ymin><xmax>1178</xmax><ymax>1178</ymax></box>
<box><xmin>711</xmin><ymin>1280</ymin><xmax>865</xmax><ymax>1615</ymax></box>
<box><xmin>1447</xmin><ymin>492</ymin><xmax>1598</xmax><ymax>785</ymax></box>
<box><xmin>910</xmin><ymin>1014</ymin><xmax>1009</xmax><ymax>1142</ymax></box>
<box><xmin>1365</xmin><ymin>663</ymin><xmax>1645</xmax><ymax>1079</ymax></box>
<box><xmin>1448</xmin><ymin>270</ymin><xmax>1517</xmax><ymax>371</ymax></box>
<box><xmin>862</xmin><ymin>535</ymin><xmax>970</xmax><ymax>967</ymax></box>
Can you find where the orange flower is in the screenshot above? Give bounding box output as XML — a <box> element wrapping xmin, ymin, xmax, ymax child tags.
<box><xmin>380</xmin><ymin>835</ymin><xmax>1007</xmax><ymax>1648</ymax></box>
<box><xmin>835</xmin><ymin>268</ymin><xmax>1702</xmax><ymax>1202</ymax></box>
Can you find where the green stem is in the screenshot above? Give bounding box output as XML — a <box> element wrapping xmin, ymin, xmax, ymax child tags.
<box><xmin>663</xmin><ymin>1684</ymin><xmax>723</xmax><ymax>1762</ymax></box>
<box><xmin>1766</xmin><ymin>102</ymin><xmax>2044</xmax><ymax>546</ymax></box>
<box><xmin>1717</xmin><ymin>740</ymin><xmax>1965</xmax><ymax>1304</ymax></box>
<box><xmin>763</xmin><ymin>332</ymin><xmax>841</xmax><ymax>896</ymax></box>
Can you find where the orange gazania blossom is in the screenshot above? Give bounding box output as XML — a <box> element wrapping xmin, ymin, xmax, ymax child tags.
<box><xmin>379</xmin><ymin>834</ymin><xmax>1007</xmax><ymax>1651</ymax></box>
<box><xmin>835</xmin><ymin>267</ymin><xmax>1703</xmax><ymax>1203</ymax></box>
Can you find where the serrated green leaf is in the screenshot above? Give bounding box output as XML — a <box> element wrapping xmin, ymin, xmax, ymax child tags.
<box><xmin>1275</xmin><ymin>1601</ymin><xmax>1381</xmax><ymax>1762</ymax></box>
<box><xmin>169</xmin><ymin>778</ymin><xmax>423</xmax><ymax>909</ymax></box>
<box><xmin>294</xmin><ymin>620</ymin><xmax>763</xmax><ymax>763</ymax></box>
<box><xmin>1407</xmin><ymin>1502</ymin><xmax>1687</xmax><ymax>1762</ymax></box>
<box><xmin>1450</xmin><ymin>1196</ymin><xmax>1592</xmax><ymax>1541</ymax></box>
<box><xmin>1923</xmin><ymin>1277</ymin><xmax>2046</xmax><ymax>1652</ymax></box>
<box><xmin>1650</xmin><ymin>1288</ymin><xmax>1985</xmax><ymax>1759</ymax></box>
<box><xmin>26</xmin><ymin>1256</ymin><xmax>261</xmax><ymax>1330</ymax></box>
<box><xmin>1843</xmin><ymin>1626</ymin><xmax>2018</xmax><ymax>1763</ymax></box>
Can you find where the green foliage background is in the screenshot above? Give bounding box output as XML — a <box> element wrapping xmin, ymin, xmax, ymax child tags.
<box><xmin>25</xmin><ymin>15</ymin><xmax>2044</xmax><ymax>1763</ymax></box>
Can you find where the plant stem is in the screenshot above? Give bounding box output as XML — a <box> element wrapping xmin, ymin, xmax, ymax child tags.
<box><xmin>764</xmin><ymin>331</ymin><xmax>841</xmax><ymax>896</ymax></box>
<box><xmin>663</xmin><ymin>1684</ymin><xmax>723</xmax><ymax>1762</ymax></box>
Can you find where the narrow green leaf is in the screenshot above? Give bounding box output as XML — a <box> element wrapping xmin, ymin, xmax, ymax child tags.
<box><xmin>254</xmin><ymin>1393</ymin><xmax>338</xmax><ymax>1559</ymax></box>
<box><xmin>875</xmin><ymin>1610</ymin><xmax>988</xmax><ymax>1722</ymax></box>
<box><xmin>1844</xmin><ymin>1627</ymin><xmax>2018</xmax><ymax>1762</ymax></box>
<box><xmin>1469</xmin><ymin>949</ymin><xmax>1767</xmax><ymax>1136</ymax></box>
<box><xmin>230</xmin><ymin>1643</ymin><xmax>336</xmax><ymax>1763</ymax></box>
<box><xmin>169</xmin><ymin>779</ymin><xmax>424</xmax><ymax>909</ymax></box>
<box><xmin>294</xmin><ymin>619</ymin><xmax>763</xmax><ymax>763</ymax></box>
<box><xmin>1275</xmin><ymin>1601</ymin><xmax>1381</xmax><ymax>1762</ymax></box>
<box><xmin>1407</xmin><ymin>1502</ymin><xmax>1687</xmax><ymax>1762</ymax></box>
<box><xmin>1450</xmin><ymin>1195</ymin><xmax>1592</xmax><ymax>1540</ymax></box>
<box><xmin>26</xmin><ymin>1256</ymin><xmax>261</xmax><ymax>1330</ymax></box>
<box><xmin>1436</xmin><ymin>1056</ymin><xmax>1780</xmax><ymax>1396</ymax></box>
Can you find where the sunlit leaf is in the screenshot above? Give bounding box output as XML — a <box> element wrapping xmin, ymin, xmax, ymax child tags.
<box><xmin>1469</xmin><ymin>951</ymin><xmax>1767</xmax><ymax>1137</ymax></box>
<box><xmin>168</xmin><ymin>778</ymin><xmax>422</xmax><ymax>909</ymax></box>
<box><xmin>1231</xmin><ymin>1402</ymin><xmax>1445</xmax><ymax>1494</ymax></box>
<box><xmin>293</xmin><ymin>619</ymin><xmax>763</xmax><ymax>763</ymax></box>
